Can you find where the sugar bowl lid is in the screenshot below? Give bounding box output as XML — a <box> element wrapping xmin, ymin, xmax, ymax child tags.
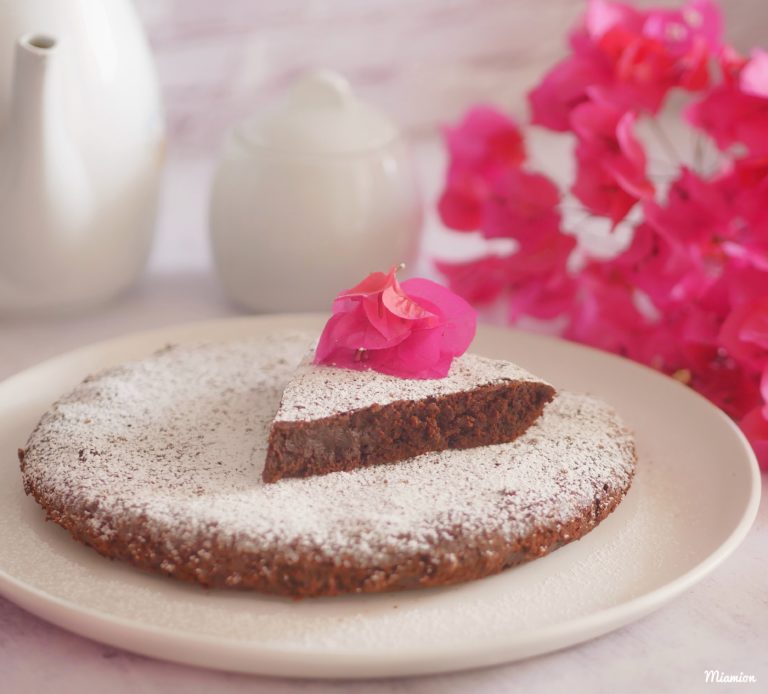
<box><xmin>234</xmin><ymin>69</ymin><xmax>399</xmax><ymax>155</ymax></box>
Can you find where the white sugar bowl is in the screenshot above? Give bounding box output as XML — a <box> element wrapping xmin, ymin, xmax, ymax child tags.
<box><xmin>210</xmin><ymin>69</ymin><xmax>423</xmax><ymax>312</ymax></box>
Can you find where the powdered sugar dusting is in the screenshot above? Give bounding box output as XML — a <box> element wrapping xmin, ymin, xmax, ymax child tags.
<box><xmin>21</xmin><ymin>334</ymin><xmax>635</xmax><ymax>567</ymax></box>
<box><xmin>276</xmin><ymin>348</ymin><xmax>551</xmax><ymax>422</ymax></box>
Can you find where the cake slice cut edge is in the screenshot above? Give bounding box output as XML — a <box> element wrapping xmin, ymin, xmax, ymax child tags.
<box><xmin>262</xmin><ymin>349</ymin><xmax>556</xmax><ymax>483</ymax></box>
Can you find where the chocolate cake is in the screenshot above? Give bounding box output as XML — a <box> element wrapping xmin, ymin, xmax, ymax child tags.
<box><xmin>263</xmin><ymin>350</ymin><xmax>555</xmax><ymax>483</ymax></box>
<box><xmin>19</xmin><ymin>334</ymin><xmax>636</xmax><ymax>598</ymax></box>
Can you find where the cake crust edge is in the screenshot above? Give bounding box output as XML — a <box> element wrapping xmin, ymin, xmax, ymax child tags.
<box><xmin>20</xmin><ymin>446</ymin><xmax>635</xmax><ymax>599</ymax></box>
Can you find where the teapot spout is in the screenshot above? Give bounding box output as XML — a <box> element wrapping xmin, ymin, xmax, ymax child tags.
<box><xmin>7</xmin><ymin>34</ymin><xmax>59</xmax><ymax>164</ymax></box>
<box><xmin>0</xmin><ymin>33</ymin><xmax>92</xmax><ymax>292</ymax></box>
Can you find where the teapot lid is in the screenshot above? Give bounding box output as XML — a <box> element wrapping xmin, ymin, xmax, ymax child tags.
<box><xmin>234</xmin><ymin>70</ymin><xmax>399</xmax><ymax>154</ymax></box>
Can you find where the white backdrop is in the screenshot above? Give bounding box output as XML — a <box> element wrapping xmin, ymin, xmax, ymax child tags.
<box><xmin>134</xmin><ymin>0</ymin><xmax>768</xmax><ymax>154</ymax></box>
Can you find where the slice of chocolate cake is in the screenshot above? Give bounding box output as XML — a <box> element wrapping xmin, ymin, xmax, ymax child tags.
<box><xmin>263</xmin><ymin>349</ymin><xmax>555</xmax><ymax>483</ymax></box>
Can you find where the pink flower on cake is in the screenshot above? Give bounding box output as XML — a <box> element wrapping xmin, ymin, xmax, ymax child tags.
<box><xmin>315</xmin><ymin>266</ymin><xmax>477</xmax><ymax>379</ymax></box>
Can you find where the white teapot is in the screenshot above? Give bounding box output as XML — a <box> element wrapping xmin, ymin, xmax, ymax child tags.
<box><xmin>0</xmin><ymin>0</ymin><xmax>164</xmax><ymax>315</ymax></box>
<box><xmin>210</xmin><ymin>70</ymin><xmax>423</xmax><ymax>313</ymax></box>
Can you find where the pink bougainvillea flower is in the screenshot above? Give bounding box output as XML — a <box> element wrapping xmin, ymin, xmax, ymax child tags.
<box><xmin>687</xmin><ymin>86</ymin><xmax>768</xmax><ymax>155</ymax></box>
<box><xmin>720</xmin><ymin>153</ymin><xmax>768</xmax><ymax>190</ymax></box>
<box><xmin>585</xmin><ymin>0</ymin><xmax>644</xmax><ymax>40</ymax></box>
<box><xmin>678</xmin><ymin>306</ymin><xmax>725</xmax><ymax>368</ymax></box>
<box><xmin>723</xmin><ymin>267</ymin><xmax>768</xmax><ymax>315</ymax></box>
<box><xmin>438</xmin><ymin>106</ymin><xmax>527</xmax><ymax>233</ymax></box>
<box><xmin>691</xmin><ymin>357</ymin><xmax>762</xmax><ymax>421</ymax></box>
<box><xmin>630</xmin><ymin>319</ymin><xmax>685</xmax><ymax>370</ymax></box>
<box><xmin>718</xmin><ymin>155</ymin><xmax>768</xmax><ymax>227</ymax></box>
<box><xmin>630</xmin><ymin>167</ymin><xmax>760</xmax><ymax>310</ymax></box>
<box><xmin>607</xmin><ymin>222</ymin><xmax>706</xmax><ymax>309</ymax></box>
<box><xmin>506</xmin><ymin>230</ymin><xmax>576</xmax><ymax>278</ymax></box>
<box><xmin>719</xmin><ymin>45</ymin><xmax>749</xmax><ymax>86</ymax></box>
<box><xmin>437</xmin><ymin>232</ymin><xmax>578</xmax><ymax>320</ymax></box>
<box><xmin>528</xmin><ymin>53</ymin><xmax>608</xmax><ymax>131</ymax></box>
<box><xmin>480</xmin><ymin>168</ymin><xmax>562</xmax><ymax>245</ymax></box>
<box><xmin>437</xmin><ymin>234</ymin><xmax>578</xmax><ymax>321</ymax></box>
<box><xmin>681</xmin><ymin>324</ymin><xmax>763</xmax><ymax>420</ymax></box>
<box><xmin>443</xmin><ymin>105</ymin><xmax>526</xmax><ymax>179</ymax></box>
<box><xmin>597</xmin><ymin>28</ymin><xmax>681</xmax><ymax>111</ymax></box>
<box><xmin>571</xmin><ymin>152</ymin><xmax>641</xmax><ymax>226</ymax></box>
<box><xmin>505</xmin><ymin>233</ymin><xmax>578</xmax><ymax>320</ymax></box>
<box><xmin>437</xmin><ymin>2</ymin><xmax>768</xmax><ymax>471</ymax></box>
<box><xmin>602</xmin><ymin>0</ymin><xmax>718</xmax><ymax>101</ymax></box>
<box><xmin>740</xmin><ymin>406</ymin><xmax>768</xmax><ymax>471</ymax></box>
<box><xmin>315</xmin><ymin>266</ymin><xmax>477</xmax><ymax>379</ymax></box>
<box><xmin>619</xmin><ymin>301</ymin><xmax>727</xmax><ymax>375</ymax></box>
<box><xmin>687</xmin><ymin>49</ymin><xmax>768</xmax><ymax>155</ymax></box>
<box><xmin>580</xmin><ymin>105</ymin><xmax>653</xmax><ymax>188</ymax></box>
<box><xmin>762</xmin><ymin>370</ymin><xmax>768</xmax><ymax>419</ymax></box>
<box><xmin>570</xmin><ymin>103</ymin><xmax>654</xmax><ymax>225</ymax></box>
<box><xmin>563</xmin><ymin>261</ymin><xmax>649</xmax><ymax>356</ymax></box>
<box><xmin>719</xmin><ymin>298</ymin><xmax>768</xmax><ymax>371</ymax></box>
<box><xmin>590</xmin><ymin>1</ymin><xmax>718</xmax><ymax>111</ymax></box>
<box><xmin>437</xmin><ymin>169</ymin><xmax>486</xmax><ymax>232</ymax></box>
<box><xmin>721</xmin><ymin>239</ymin><xmax>768</xmax><ymax>272</ymax></box>
<box><xmin>644</xmin><ymin>167</ymin><xmax>728</xmax><ymax>245</ymax></box>
<box><xmin>713</xmin><ymin>156</ymin><xmax>768</xmax><ymax>270</ymax></box>
<box><xmin>571</xmin><ymin>100</ymin><xmax>651</xmax><ymax>188</ymax></box>
<box><xmin>531</xmin><ymin>0</ymin><xmax>722</xmax><ymax>129</ymax></box>
<box><xmin>642</xmin><ymin>0</ymin><xmax>722</xmax><ymax>55</ymax></box>
<box><xmin>740</xmin><ymin>48</ymin><xmax>768</xmax><ymax>98</ymax></box>
<box><xmin>435</xmin><ymin>254</ymin><xmax>513</xmax><ymax>306</ymax></box>
<box><xmin>508</xmin><ymin>273</ymin><xmax>578</xmax><ymax>322</ymax></box>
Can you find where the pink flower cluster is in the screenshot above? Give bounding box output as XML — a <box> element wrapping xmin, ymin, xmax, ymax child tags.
<box><xmin>437</xmin><ymin>0</ymin><xmax>768</xmax><ymax>470</ymax></box>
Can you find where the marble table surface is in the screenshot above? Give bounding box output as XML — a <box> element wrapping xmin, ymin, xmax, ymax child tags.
<box><xmin>1</xmin><ymin>146</ymin><xmax>766</xmax><ymax>694</ymax></box>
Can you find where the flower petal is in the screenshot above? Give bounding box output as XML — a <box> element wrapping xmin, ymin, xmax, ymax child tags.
<box><xmin>401</xmin><ymin>278</ymin><xmax>477</xmax><ymax>357</ymax></box>
<box><xmin>315</xmin><ymin>270</ymin><xmax>478</xmax><ymax>378</ymax></box>
<box><xmin>339</xmin><ymin>266</ymin><xmax>398</xmax><ymax>298</ymax></box>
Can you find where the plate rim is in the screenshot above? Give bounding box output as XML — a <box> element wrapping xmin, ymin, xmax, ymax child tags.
<box><xmin>0</xmin><ymin>315</ymin><xmax>761</xmax><ymax>678</ymax></box>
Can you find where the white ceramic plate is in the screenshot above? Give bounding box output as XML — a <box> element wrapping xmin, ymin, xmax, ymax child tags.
<box><xmin>0</xmin><ymin>315</ymin><xmax>760</xmax><ymax>679</ymax></box>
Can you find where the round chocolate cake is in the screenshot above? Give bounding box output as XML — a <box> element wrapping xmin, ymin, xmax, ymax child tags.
<box><xmin>20</xmin><ymin>334</ymin><xmax>636</xmax><ymax>598</ymax></box>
